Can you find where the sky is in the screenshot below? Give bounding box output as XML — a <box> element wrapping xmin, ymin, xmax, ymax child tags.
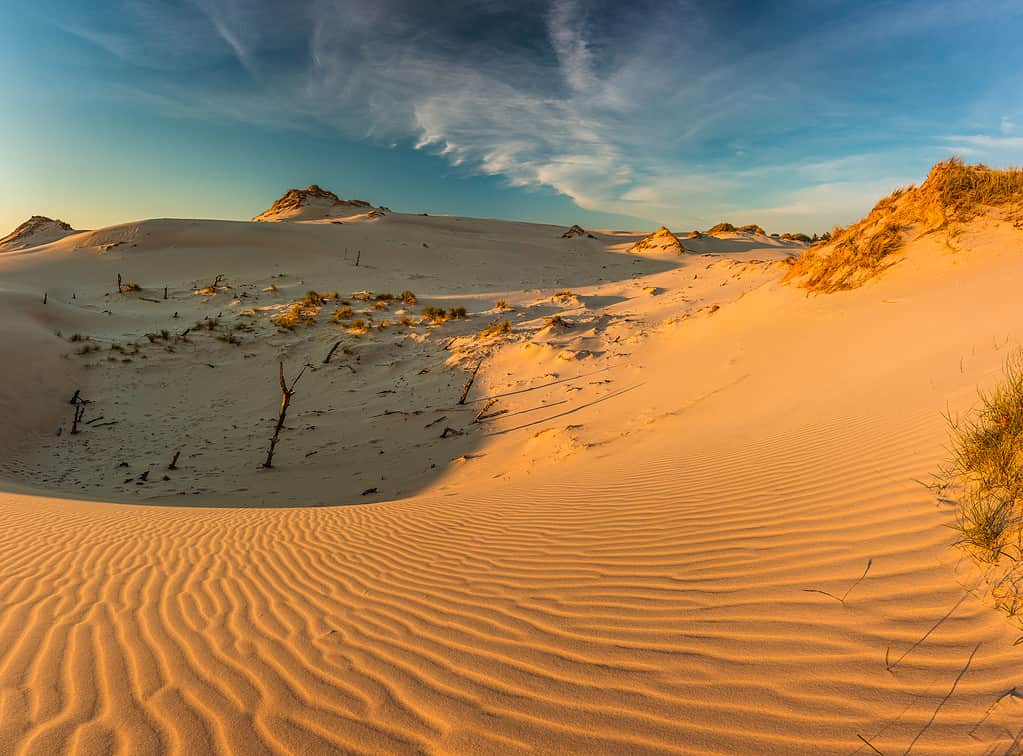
<box><xmin>1</xmin><ymin>0</ymin><xmax>1022</xmax><ymax>236</ymax></box>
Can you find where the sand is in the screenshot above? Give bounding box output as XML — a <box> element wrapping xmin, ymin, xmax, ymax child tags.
<box><xmin>1</xmin><ymin>207</ymin><xmax>1022</xmax><ymax>754</ymax></box>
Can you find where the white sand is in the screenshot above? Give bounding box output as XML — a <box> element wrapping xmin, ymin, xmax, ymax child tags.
<box><xmin>0</xmin><ymin>206</ymin><xmax>1021</xmax><ymax>754</ymax></box>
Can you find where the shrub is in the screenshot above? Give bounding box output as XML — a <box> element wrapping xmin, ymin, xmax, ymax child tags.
<box><xmin>946</xmin><ymin>349</ymin><xmax>1023</xmax><ymax>561</ymax></box>
<box><xmin>333</xmin><ymin>305</ymin><xmax>354</xmax><ymax>321</ymax></box>
<box><xmin>399</xmin><ymin>316</ymin><xmax>415</xmax><ymax>327</ymax></box>
<box><xmin>737</xmin><ymin>224</ymin><xmax>766</xmax><ymax>235</ymax></box>
<box><xmin>401</xmin><ymin>290</ymin><xmax>418</xmax><ymax>305</ymax></box>
<box><xmin>707</xmin><ymin>222</ymin><xmax>736</xmax><ymax>234</ymax></box>
<box><xmin>349</xmin><ymin>318</ymin><xmax>367</xmax><ymax>333</ymax></box>
<box><xmin>448</xmin><ymin>306</ymin><xmax>467</xmax><ymax>319</ymax></box>
<box><xmin>495</xmin><ymin>299</ymin><xmax>510</xmax><ymax>310</ymax></box>
<box><xmin>372</xmin><ymin>300</ymin><xmax>389</xmax><ymax>311</ymax></box>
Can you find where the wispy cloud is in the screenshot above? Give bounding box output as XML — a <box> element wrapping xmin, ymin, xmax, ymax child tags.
<box><xmin>51</xmin><ymin>0</ymin><xmax>1023</xmax><ymax>230</ymax></box>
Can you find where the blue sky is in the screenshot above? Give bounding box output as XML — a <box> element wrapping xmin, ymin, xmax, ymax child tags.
<box><xmin>1</xmin><ymin>0</ymin><xmax>1022</xmax><ymax>236</ymax></box>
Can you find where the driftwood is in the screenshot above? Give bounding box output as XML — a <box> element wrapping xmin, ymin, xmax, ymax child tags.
<box><xmin>117</xmin><ymin>273</ymin><xmax>122</xmax><ymax>294</ymax></box>
<box><xmin>43</xmin><ymin>292</ymin><xmax>47</xmax><ymax>305</ymax></box>
<box><xmin>458</xmin><ymin>359</ymin><xmax>483</xmax><ymax>405</ymax></box>
<box><xmin>262</xmin><ymin>361</ymin><xmax>306</xmax><ymax>468</ymax></box>
<box><xmin>355</xmin><ymin>250</ymin><xmax>361</xmax><ymax>267</ymax></box>
<box><xmin>440</xmin><ymin>426</ymin><xmax>464</xmax><ymax>438</ymax></box>
<box><xmin>168</xmin><ymin>450</ymin><xmax>181</xmax><ymax>470</ymax></box>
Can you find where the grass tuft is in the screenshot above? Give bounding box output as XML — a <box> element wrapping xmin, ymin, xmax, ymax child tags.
<box><xmin>946</xmin><ymin>348</ymin><xmax>1023</xmax><ymax>561</ymax></box>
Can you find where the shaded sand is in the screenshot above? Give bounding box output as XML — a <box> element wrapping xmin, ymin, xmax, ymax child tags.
<box><xmin>1</xmin><ymin>208</ymin><xmax>1022</xmax><ymax>753</ymax></box>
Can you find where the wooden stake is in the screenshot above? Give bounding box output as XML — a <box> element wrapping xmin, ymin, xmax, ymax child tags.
<box><xmin>70</xmin><ymin>402</ymin><xmax>85</xmax><ymax>434</ymax></box>
<box><xmin>168</xmin><ymin>450</ymin><xmax>181</xmax><ymax>470</ymax></box>
<box><xmin>473</xmin><ymin>398</ymin><xmax>499</xmax><ymax>422</ymax></box>
<box><xmin>355</xmin><ymin>250</ymin><xmax>361</xmax><ymax>266</ymax></box>
<box><xmin>164</xmin><ymin>286</ymin><xmax>168</xmax><ymax>300</ymax></box>
<box><xmin>117</xmin><ymin>273</ymin><xmax>123</xmax><ymax>294</ymax></box>
<box><xmin>458</xmin><ymin>359</ymin><xmax>483</xmax><ymax>405</ymax></box>
<box><xmin>262</xmin><ymin>361</ymin><xmax>306</xmax><ymax>468</ymax></box>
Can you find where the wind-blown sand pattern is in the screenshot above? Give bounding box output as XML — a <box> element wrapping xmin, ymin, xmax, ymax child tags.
<box><xmin>1</xmin><ymin>199</ymin><xmax>1022</xmax><ymax>753</ymax></box>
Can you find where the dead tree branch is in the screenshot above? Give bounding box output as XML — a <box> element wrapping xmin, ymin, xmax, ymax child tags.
<box><xmin>262</xmin><ymin>361</ymin><xmax>307</xmax><ymax>468</ymax></box>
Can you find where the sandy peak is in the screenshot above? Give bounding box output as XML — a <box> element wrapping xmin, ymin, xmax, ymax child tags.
<box><xmin>631</xmin><ymin>225</ymin><xmax>685</xmax><ymax>255</ymax></box>
<box><xmin>253</xmin><ymin>184</ymin><xmax>380</xmax><ymax>222</ymax></box>
<box><xmin>0</xmin><ymin>215</ymin><xmax>77</xmax><ymax>252</ymax></box>
<box><xmin>560</xmin><ymin>224</ymin><xmax>596</xmax><ymax>239</ymax></box>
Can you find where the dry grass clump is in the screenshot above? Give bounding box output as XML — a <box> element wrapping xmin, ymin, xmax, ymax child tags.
<box><xmin>421</xmin><ymin>305</ymin><xmax>467</xmax><ymax>324</ymax></box>
<box><xmin>479</xmin><ymin>320</ymin><xmax>512</xmax><ymax>338</ymax></box>
<box><xmin>401</xmin><ymin>290</ymin><xmax>417</xmax><ymax>305</ymax></box>
<box><xmin>945</xmin><ymin>349</ymin><xmax>1023</xmax><ymax>562</ymax></box>
<box><xmin>495</xmin><ymin>299</ymin><xmax>511</xmax><ymax>311</ymax></box>
<box><xmin>274</xmin><ymin>290</ymin><xmax>334</xmax><ymax>329</ymax></box>
<box><xmin>348</xmin><ymin>318</ymin><xmax>368</xmax><ymax>334</ymax></box>
<box><xmin>544</xmin><ymin>315</ymin><xmax>570</xmax><ymax>329</ymax></box>
<box><xmin>333</xmin><ymin>304</ymin><xmax>354</xmax><ymax>321</ymax></box>
<box><xmin>120</xmin><ymin>282</ymin><xmax>142</xmax><ymax>292</ymax></box>
<box><xmin>787</xmin><ymin>158</ymin><xmax>1023</xmax><ymax>293</ymax></box>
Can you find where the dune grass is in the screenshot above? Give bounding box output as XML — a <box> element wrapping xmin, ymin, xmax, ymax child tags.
<box><xmin>786</xmin><ymin>159</ymin><xmax>1023</xmax><ymax>293</ymax></box>
<box><xmin>946</xmin><ymin>349</ymin><xmax>1023</xmax><ymax>561</ymax></box>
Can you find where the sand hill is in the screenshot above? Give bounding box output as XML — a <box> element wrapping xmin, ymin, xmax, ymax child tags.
<box><xmin>630</xmin><ymin>225</ymin><xmax>686</xmax><ymax>254</ymax></box>
<box><xmin>0</xmin><ymin>215</ymin><xmax>78</xmax><ymax>252</ymax></box>
<box><xmin>0</xmin><ymin>165</ymin><xmax>1022</xmax><ymax>753</ymax></box>
<box><xmin>253</xmin><ymin>184</ymin><xmax>387</xmax><ymax>223</ymax></box>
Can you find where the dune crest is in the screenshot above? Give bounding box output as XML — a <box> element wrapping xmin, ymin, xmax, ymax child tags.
<box><xmin>253</xmin><ymin>184</ymin><xmax>387</xmax><ymax>222</ymax></box>
<box><xmin>630</xmin><ymin>225</ymin><xmax>685</xmax><ymax>255</ymax></box>
<box><xmin>0</xmin><ymin>215</ymin><xmax>78</xmax><ymax>252</ymax></box>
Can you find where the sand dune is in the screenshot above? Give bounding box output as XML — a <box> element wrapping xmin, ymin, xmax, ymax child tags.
<box><xmin>1</xmin><ymin>198</ymin><xmax>1022</xmax><ymax>753</ymax></box>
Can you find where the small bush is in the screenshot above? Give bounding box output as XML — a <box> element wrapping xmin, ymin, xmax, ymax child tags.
<box><xmin>372</xmin><ymin>300</ymin><xmax>389</xmax><ymax>311</ymax></box>
<box><xmin>554</xmin><ymin>290</ymin><xmax>574</xmax><ymax>299</ymax></box>
<box><xmin>333</xmin><ymin>305</ymin><xmax>354</xmax><ymax>321</ymax></box>
<box><xmin>349</xmin><ymin>318</ymin><xmax>367</xmax><ymax>333</ymax></box>
<box><xmin>495</xmin><ymin>299</ymin><xmax>510</xmax><ymax>310</ymax></box>
<box><xmin>545</xmin><ymin>315</ymin><xmax>569</xmax><ymax>329</ymax></box>
<box><xmin>448</xmin><ymin>306</ymin><xmax>467</xmax><ymax>319</ymax></box>
<box><xmin>401</xmin><ymin>290</ymin><xmax>418</xmax><ymax>305</ymax></box>
<box><xmin>399</xmin><ymin>316</ymin><xmax>415</xmax><ymax>327</ymax></box>
<box><xmin>707</xmin><ymin>222</ymin><xmax>736</xmax><ymax>233</ymax></box>
<box><xmin>375</xmin><ymin>292</ymin><xmax>396</xmax><ymax>302</ymax></box>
